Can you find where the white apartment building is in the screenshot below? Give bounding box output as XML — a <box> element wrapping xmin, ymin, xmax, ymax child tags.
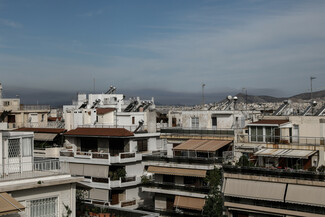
<box><xmin>0</xmin><ymin>128</ymin><xmax>82</xmax><ymax>217</ymax></box>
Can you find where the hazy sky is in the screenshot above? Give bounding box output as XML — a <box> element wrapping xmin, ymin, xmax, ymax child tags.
<box><xmin>1</xmin><ymin>0</ymin><xmax>324</xmax><ymax>105</ymax></box>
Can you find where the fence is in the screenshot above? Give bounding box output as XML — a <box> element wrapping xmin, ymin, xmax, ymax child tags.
<box><xmin>0</xmin><ymin>159</ymin><xmax>69</xmax><ymax>181</ymax></box>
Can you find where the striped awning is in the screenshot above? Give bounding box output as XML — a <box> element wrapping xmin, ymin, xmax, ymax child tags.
<box><xmin>173</xmin><ymin>139</ymin><xmax>232</xmax><ymax>152</ymax></box>
<box><xmin>223</xmin><ymin>178</ymin><xmax>286</xmax><ymax>202</ymax></box>
<box><xmin>147</xmin><ymin>166</ymin><xmax>206</xmax><ymax>177</ymax></box>
<box><xmin>0</xmin><ymin>192</ymin><xmax>25</xmax><ymax>216</ymax></box>
<box><xmin>254</xmin><ymin>149</ymin><xmax>317</xmax><ymax>159</ymax></box>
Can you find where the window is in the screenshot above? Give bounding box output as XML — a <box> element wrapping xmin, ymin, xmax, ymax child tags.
<box><xmin>132</xmin><ymin>117</ymin><xmax>135</xmax><ymax>124</ymax></box>
<box><xmin>22</xmin><ymin>138</ymin><xmax>32</xmax><ymax>157</ymax></box>
<box><xmin>137</xmin><ymin>140</ymin><xmax>148</xmax><ymax>152</ymax></box>
<box><xmin>191</xmin><ymin>117</ymin><xmax>199</xmax><ymax>128</ymax></box>
<box><xmin>8</xmin><ymin>139</ymin><xmax>20</xmax><ymax>158</ymax></box>
<box><xmin>29</xmin><ymin>197</ymin><xmax>58</xmax><ymax>217</ymax></box>
<box><xmin>3</xmin><ymin>101</ymin><xmax>10</xmax><ymax>106</ymax></box>
<box><xmin>212</xmin><ymin>117</ymin><xmax>217</xmax><ymax>126</ymax></box>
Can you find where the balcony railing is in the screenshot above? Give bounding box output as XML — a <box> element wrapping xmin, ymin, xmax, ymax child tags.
<box><xmin>142</xmin><ymin>180</ymin><xmax>210</xmax><ymax>194</ymax></box>
<box><xmin>60</xmin><ymin>150</ymin><xmax>142</xmax><ymax>164</ymax></box>
<box><xmin>78</xmin><ymin>124</ymin><xmax>148</xmax><ymax>132</ymax></box>
<box><xmin>161</xmin><ymin>127</ymin><xmax>234</xmax><ymax>136</ymax></box>
<box><xmin>142</xmin><ymin>154</ymin><xmax>223</xmax><ymax>165</ymax></box>
<box><xmin>110</xmin><ymin>152</ymin><xmax>142</xmax><ymax>163</ymax></box>
<box><xmin>20</xmin><ymin>104</ymin><xmax>51</xmax><ymax>110</ymax></box>
<box><xmin>223</xmin><ymin>165</ymin><xmax>325</xmax><ymax>181</ymax></box>
<box><xmin>0</xmin><ymin>159</ymin><xmax>69</xmax><ymax>182</ymax></box>
<box><xmin>237</xmin><ymin>134</ymin><xmax>325</xmax><ymax>146</ymax></box>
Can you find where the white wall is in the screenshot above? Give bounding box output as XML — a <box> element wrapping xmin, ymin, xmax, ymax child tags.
<box><xmin>126</xmin><ymin>163</ymin><xmax>143</xmax><ymax>177</ymax></box>
<box><xmin>11</xmin><ymin>183</ymin><xmax>76</xmax><ymax>217</ymax></box>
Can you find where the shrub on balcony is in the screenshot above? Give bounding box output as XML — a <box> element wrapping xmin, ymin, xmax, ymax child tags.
<box><xmin>109</xmin><ymin>168</ymin><xmax>126</xmax><ymax>181</ymax></box>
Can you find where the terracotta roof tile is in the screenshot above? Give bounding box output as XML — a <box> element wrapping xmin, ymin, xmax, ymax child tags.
<box><xmin>96</xmin><ymin>108</ymin><xmax>115</xmax><ymax>115</ymax></box>
<box><xmin>15</xmin><ymin>128</ymin><xmax>66</xmax><ymax>134</ymax></box>
<box><xmin>64</xmin><ymin>128</ymin><xmax>134</xmax><ymax>137</ymax></box>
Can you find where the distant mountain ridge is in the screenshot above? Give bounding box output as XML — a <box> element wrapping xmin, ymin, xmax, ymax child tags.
<box><xmin>231</xmin><ymin>90</ymin><xmax>325</xmax><ymax>104</ymax></box>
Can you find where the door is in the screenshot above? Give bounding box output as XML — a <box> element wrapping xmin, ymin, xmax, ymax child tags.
<box><xmin>111</xmin><ymin>193</ymin><xmax>119</xmax><ymax>205</ymax></box>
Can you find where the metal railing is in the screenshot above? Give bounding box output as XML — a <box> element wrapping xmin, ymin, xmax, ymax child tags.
<box><xmin>142</xmin><ymin>180</ymin><xmax>209</xmax><ymax>193</ymax></box>
<box><xmin>223</xmin><ymin>165</ymin><xmax>325</xmax><ymax>181</ymax></box>
<box><xmin>161</xmin><ymin>127</ymin><xmax>234</xmax><ymax>136</ymax></box>
<box><xmin>142</xmin><ymin>154</ymin><xmax>223</xmax><ymax>165</ymax></box>
<box><xmin>78</xmin><ymin>124</ymin><xmax>148</xmax><ymax>132</ymax></box>
<box><xmin>237</xmin><ymin>134</ymin><xmax>325</xmax><ymax>146</ymax></box>
<box><xmin>0</xmin><ymin>159</ymin><xmax>69</xmax><ymax>181</ymax></box>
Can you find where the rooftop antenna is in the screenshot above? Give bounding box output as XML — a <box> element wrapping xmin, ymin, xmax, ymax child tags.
<box><xmin>93</xmin><ymin>78</ymin><xmax>96</xmax><ymax>93</ymax></box>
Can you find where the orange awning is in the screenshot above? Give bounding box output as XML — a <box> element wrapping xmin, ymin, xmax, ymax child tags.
<box><xmin>0</xmin><ymin>192</ymin><xmax>25</xmax><ymax>216</ymax></box>
<box><xmin>174</xmin><ymin>196</ymin><xmax>205</xmax><ymax>211</ymax></box>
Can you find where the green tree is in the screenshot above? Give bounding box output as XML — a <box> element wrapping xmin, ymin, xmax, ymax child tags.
<box><xmin>203</xmin><ymin>167</ymin><xmax>223</xmax><ymax>217</ymax></box>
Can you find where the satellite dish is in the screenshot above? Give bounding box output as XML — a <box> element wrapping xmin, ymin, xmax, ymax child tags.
<box><xmin>312</xmin><ymin>101</ymin><xmax>317</xmax><ymax>106</ymax></box>
<box><xmin>233</xmin><ymin>96</ymin><xmax>238</xmax><ymax>101</ymax></box>
<box><xmin>227</xmin><ymin>95</ymin><xmax>232</xmax><ymax>100</ymax></box>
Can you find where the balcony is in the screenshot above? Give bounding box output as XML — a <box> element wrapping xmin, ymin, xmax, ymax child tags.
<box><xmin>0</xmin><ymin>159</ymin><xmax>69</xmax><ymax>182</ymax></box>
<box><xmin>78</xmin><ymin>124</ymin><xmax>148</xmax><ymax>133</ymax></box>
<box><xmin>110</xmin><ymin>199</ymin><xmax>138</xmax><ymax>208</ymax></box>
<box><xmin>110</xmin><ymin>152</ymin><xmax>142</xmax><ymax>164</ymax></box>
<box><xmin>110</xmin><ymin>176</ymin><xmax>141</xmax><ymax>188</ymax></box>
<box><xmin>81</xmin><ymin>176</ymin><xmax>141</xmax><ymax>189</ymax></box>
<box><xmin>223</xmin><ymin>165</ymin><xmax>325</xmax><ymax>181</ymax></box>
<box><xmin>60</xmin><ymin>150</ymin><xmax>110</xmax><ymax>165</ymax></box>
<box><xmin>142</xmin><ymin>180</ymin><xmax>210</xmax><ymax>194</ymax></box>
<box><xmin>20</xmin><ymin>104</ymin><xmax>50</xmax><ymax>110</ymax></box>
<box><xmin>142</xmin><ymin>154</ymin><xmax>223</xmax><ymax>169</ymax></box>
<box><xmin>161</xmin><ymin>127</ymin><xmax>234</xmax><ymax>139</ymax></box>
<box><xmin>237</xmin><ymin>134</ymin><xmax>325</xmax><ymax>146</ymax></box>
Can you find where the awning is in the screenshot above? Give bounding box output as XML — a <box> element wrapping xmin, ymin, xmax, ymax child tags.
<box><xmin>147</xmin><ymin>166</ymin><xmax>206</xmax><ymax>177</ymax></box>
<box><xmin>89</xmin><ymin>189</ymin><xmax>109</xmax><ymax>201</ymax></box>
<box><xmin>69</xmin><ymin>163</ymin><xmax>109</xmax><ymax>178</ymax></box>
<box><xmin>286</xmin><ymin>184</ymin><xmax>325</xmax><ymax>207</ymax></box>
<box><xmin>0</xmin><ymin>192</ymin><xmax>25</xmax><ymax>216</ymax></box>
<box><xmin>254</xmin><ymin>149</ymin><xmax>317</xmax><ymax>159</ymax></box>
<box><xmin>174</xmin><ymin>196</ymin><xmax>205</xmax><ymax>211</ymax></box>
<box><xmin>223</xmin><ymin>178</ymin><xmax>286</xmax><ymax>202</ymax></box>
<box><xmin>173</xmin><ymin>139</ymin><xmax>232</xmax><ymax>152</ymax></box>
<box><xmin>34</xmin><ymin>133</ymin><xmax>57</xmax><ymax>141</ymax></box>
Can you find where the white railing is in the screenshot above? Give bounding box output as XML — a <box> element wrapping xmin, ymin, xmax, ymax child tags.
<box><xmin>108</xmin><ymin>176</ymin><xmax>140</xmax><ymax>188</ymax></box>
<box><xmin>0</xmin><ymin>159</ymin><xmax>69</xmax><ymax>181</ymax></box>
<box><xmin>110</xmin><ymin>152</ymin><xmax>142</xmax><ymax>164</ymax></box>
<box><xmin>60</xmin><ymin>150</ymin><xmax>141</xmax><ymax>164</ymax></box>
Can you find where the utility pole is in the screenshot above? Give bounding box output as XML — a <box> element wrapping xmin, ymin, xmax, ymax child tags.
<box><xmin>310</xmin><ymin>76</ymin><xmax>316</xmax><ymax>100</ymax></box>
<box><xmin>202</xmin><ymin>83</ymin><xmax>205</xmax><ymax>106</ymax></box>
<box><xmin>242</xmin><ymin>88</ymin><xmax>247</xmax><ymax>110</ymax></box>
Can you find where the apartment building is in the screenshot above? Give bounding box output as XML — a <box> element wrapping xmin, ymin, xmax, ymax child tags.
<box><xmin>59</xmin><ymin>127</ymin><xmax>162</xmax><ymax>209</ymax></box>
<box><xmin>236</xmin><ymin>116</ymin><xmax>325</xmax><ymax>169</ymax></box>
<box><xmin>0</xmin><ymin>129</ymin><xmax>82</xmax><ymax>217</ymax></box>
<box><xmin>0</xmin><ymin>83</ymin><xmax>51</xmax><ymax>130</ymax></box>
<box><xmin>223</xmin><ymin>165</ymin><xmax>325</xmax><ymax>217</ymax></box>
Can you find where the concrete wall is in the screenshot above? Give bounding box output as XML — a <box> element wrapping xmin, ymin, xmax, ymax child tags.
<box><xmin>11</xmin><ymin>183</ymin><xmax>76</xmax><ymax>217</ymax></box>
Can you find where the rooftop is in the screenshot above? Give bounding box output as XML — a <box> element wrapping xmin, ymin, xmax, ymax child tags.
<box><xmin>64</xmin><ymin>127</ymin><xmax>134</xmax><ymax>137</ymax></box>
<box><xmin>15</xmin><ymin>127</ymin><xmax>66</xmax><ymax>134</ymax></box>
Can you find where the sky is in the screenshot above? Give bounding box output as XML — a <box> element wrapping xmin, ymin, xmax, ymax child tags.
<box><xmin>0</xmin><ymin>0</ymin><xmax>325</xmax><ymax>106</ymax></box>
